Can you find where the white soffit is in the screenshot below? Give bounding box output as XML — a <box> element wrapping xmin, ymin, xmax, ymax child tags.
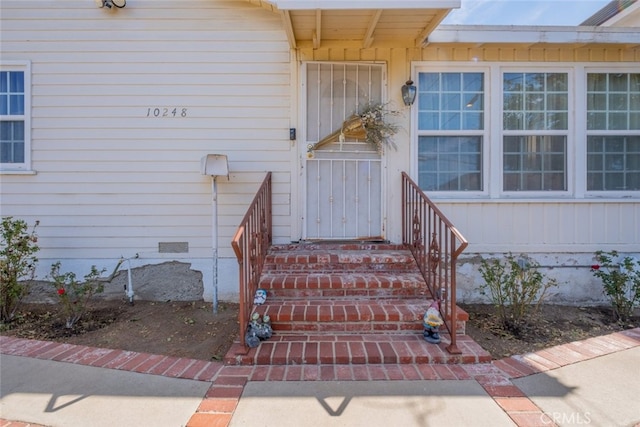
<box><xmin>247</xmin><ymin>0</ymin><xmax>461</xmax><ymax>49</ymax></box>
<box><xmin>427</xmin><ymin>25</ymin><xmax>640</xmax><ymax>47</ymax></box>
<box><xmin>270</xmin><ymin>0</ymin><xmax>461</xmax><ymax>10</ymax></box>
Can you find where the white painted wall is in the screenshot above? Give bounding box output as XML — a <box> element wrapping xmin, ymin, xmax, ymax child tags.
<box><xmin>0</xmin><ymin>0</ymin><xmax>292</xmax><ymax>301</ymax></box>
<box><xmin>2</xmin><ymin>2</ymin><xmax>639</xmax><ymax>304</ymax></box>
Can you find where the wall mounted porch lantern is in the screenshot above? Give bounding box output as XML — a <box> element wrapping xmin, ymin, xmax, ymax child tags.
<box><xmin>401</xmin><ymin>79</ymin><xmax>417</xmax><ymax>106</ymax></box>
<box><xmin>95</xmin><ymin>0</ymin><xmax>126</xmax><ymax>8</ymax></box>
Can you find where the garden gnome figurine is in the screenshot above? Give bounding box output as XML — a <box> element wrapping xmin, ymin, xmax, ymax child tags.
<box><xmin>260</xmin><ymin>314</ymin><xmax>273</xmax><ymax>339</ymax></box>
<box><xmin>423</xmin><ymin>300</ymin><xmax>444</xmax><ymax>344</ymax></box>
<box><xmin>254</xmin><ymin>288</ymin><xmax>267</xmax><ymax>305</ymax></box>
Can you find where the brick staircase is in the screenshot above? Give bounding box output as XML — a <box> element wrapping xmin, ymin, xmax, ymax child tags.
<box><xmin>225</xmin><ymin>243</ymin><xmax>490</xmax><ymax>365</ymax></box>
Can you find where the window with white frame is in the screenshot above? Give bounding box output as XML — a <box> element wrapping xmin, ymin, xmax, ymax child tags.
<box><xmin>417</xmin><ymin>72</ymin><xmax>484</xmax><ymax>192</ymax></box>
<box><xmin>0</xmin><ymin>62</ymin><xmax>30</xmax><ymax>171</ymax></box>
<box><xmin>586</xmin><ymin>72</ymin><xmax>640</xmax><ymax>191</ymax></box>
<box><xmin>502</xmin><ymin>72</ymin><xmax>568</xmax><ymax>192</ymax></box>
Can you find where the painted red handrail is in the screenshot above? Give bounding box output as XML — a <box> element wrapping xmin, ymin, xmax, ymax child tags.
<box><xmin>231</xmin><ymin>172</ymin><xmax>272</xmax><ymax>352</ymax></box>
<box><xmin>401</xmin><ymin>172</ymin><xmax>468</xmax><ymax>354</ymax></box>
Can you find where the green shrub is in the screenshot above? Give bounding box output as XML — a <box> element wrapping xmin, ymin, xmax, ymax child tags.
<box><xmin>591</xmin><ymin>250</ymin><xmax>640</xmax><ymax>322</ymax></box>
<box><xmin>1</xmin><ymin>217</ymin><xmax>39</xmax><ymax>322</ymax></box>
<box><xmin>49</xmin><ymin>262</ymin><xmax>106</xmax><ymax>329</ymax></box>
<box><xmin>479</xmin><ymin>253</ymin><xmax>557</xmax><ymax>334</ymax></box>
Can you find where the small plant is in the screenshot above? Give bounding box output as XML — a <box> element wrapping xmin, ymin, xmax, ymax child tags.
<box><xmin>1</xmin><ymin>217</ymin><xmax>39</xmax><ymax>322</ymax></box>
<box><xmin>479</xmin><ymin>253</ymin><xmax>557</xmax><ymax>334</ymax></box>
<box><xmin>49</xmin><ymin>262</ymin><xmax>106</xmax><ymax>329</ymax></box>
<box><xmin>591</xmin><ymin>250</ymin><xmax>640</xmax><ymax>322</ymax></box>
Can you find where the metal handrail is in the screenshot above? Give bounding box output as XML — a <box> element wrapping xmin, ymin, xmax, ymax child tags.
<box><xmin>231</xmin><ymin>172</ymin><xmax>272</xmax><ymax>352</ymax></box>
<box><xmin>401</xmin><ymin>172</ymin><xmax>468</xmax><ymax>354</ymax></box>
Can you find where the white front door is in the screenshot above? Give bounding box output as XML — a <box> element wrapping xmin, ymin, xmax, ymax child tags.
<box><xmin>303</xmin><ymin>62</ymin><xmax>386</xmax><ymax>240</ymax></box>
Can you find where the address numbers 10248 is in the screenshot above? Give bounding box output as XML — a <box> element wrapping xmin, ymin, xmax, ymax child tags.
<box><xmin>146</xmin><ymin>108</ymin><xmax>188</xmax><ymax>118</ymax></box>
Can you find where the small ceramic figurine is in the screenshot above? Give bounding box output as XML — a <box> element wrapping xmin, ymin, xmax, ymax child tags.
<box><xmin>254</xmin><ymin>288</ymin><xmax>267</xmax><ymax>305</ymax></box>
<box><xmin>423</xmin><ymin>300</ymin><xmax>444</xmax><ymax>344</ymax></box>
<box><xmin>245</xmin><ymin>312</ymin><xmax>273</xmax><ymax>347</ymax></box>
<box><xmin>260</xmin><ymin>314</ymin><xmax>273</xmax><ymax>339</ymax></box>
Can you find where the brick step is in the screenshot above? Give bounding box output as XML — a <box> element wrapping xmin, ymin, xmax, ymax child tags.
<box><xmin>225</xmin><ymin>332</ymin><xmax>491</xmax><ymax>366</ymax></box>
<box><xmin>264</xmin><ymin>248</ymin><xmax>418</xmax><ymax>272</ymax></box>
<box><xmin>270</xmin><ymin>243</ymin><xmax>404</xmax><ymax>251</ymax></box>
<box><xmin>258</xmin><ymin>272</ymin><xmax>431</xmax><ymax>298</ymax></box>
<box><xmin>251</xmin><ymin>299</ymin><xmax>469</xmax><ymax>333</ymax></box>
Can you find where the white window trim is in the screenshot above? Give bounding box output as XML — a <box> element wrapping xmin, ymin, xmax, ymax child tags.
<box><xmin>411</xmin><ymin>61</ymin><xmax>639</xmax><ymax>200</ymax></box>
<box><xmin>0</xmin><ymin>60</ymin><xmax>32</xmax><ymax>174</ymax></box>
<box><xmin>582</xmin><ymin>65</ymin><xmax>640</xmax><ymax>198</ymax></box>
<box><xmin>412</xmin><ymin>64</ymin><xmax>491</xmax><ymax>199</ymax></box>
<box><xmin>498</xmin><ymin>65</ymin><xmax>574</xmax><ymax>198</ymax></box>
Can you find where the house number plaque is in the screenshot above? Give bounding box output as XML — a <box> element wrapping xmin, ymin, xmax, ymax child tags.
<box><xmin>146</xmin><ymin>108</ymin><xmax>188</xmax><ymax>118</ymax></box>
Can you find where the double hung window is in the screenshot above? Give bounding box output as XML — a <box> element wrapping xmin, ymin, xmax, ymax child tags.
<box><xmin>586</xmin><ymin>72</ymin><xmax>640</xmax><ymax>191</ymax></box>
<box><xmin>417</xmin><ymin>72</ymin><xmax>484</xmax><ymax>192</ymax></box>
<box><xmin>502</xmin><ymin>72</ymin><xmax>568</xmax><ymax>192</ymax></box>
<box><xmin>0</xmin><ymin>62</ymin><xmax>30</xmax><ymax>171</ymax></box>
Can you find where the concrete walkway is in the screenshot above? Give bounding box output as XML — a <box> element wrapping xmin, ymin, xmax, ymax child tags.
<box><xmin>1</xmin><ymin>329</ymin><xmax>639</xmax><ymax>427</ymax></box>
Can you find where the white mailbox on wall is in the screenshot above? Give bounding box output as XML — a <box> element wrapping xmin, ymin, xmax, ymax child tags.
<box><xmin>200</xmin><ymin>154</ymin><xmax>229</xmax><ymax>178</ymax></box>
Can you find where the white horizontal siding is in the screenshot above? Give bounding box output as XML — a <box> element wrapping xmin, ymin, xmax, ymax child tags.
<box><xmin>0</xmin><ymin>0</ymin><xmax>292</xmax><ymax>268</ymax></box>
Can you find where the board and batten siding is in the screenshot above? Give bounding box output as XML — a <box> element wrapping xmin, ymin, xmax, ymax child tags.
<box><xmin>0</xmin><ymin>0</ymin><xmax>292</xmax><ymax>300</ymax></box>
<box><xmin>299</xmin><ymin>44</ymin><xmax>639</xmax><ymax>304</ymax></box>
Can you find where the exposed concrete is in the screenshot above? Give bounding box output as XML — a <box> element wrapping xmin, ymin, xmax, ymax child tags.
<box><xmin>455</xmin><ymin>252</ymin><xmax>630</xmax><ymax>306</ymax></box>
<box><xmin>24</xmin><ymin>261</ymin><xmax>204</xmax><ymax>303</ymax></box>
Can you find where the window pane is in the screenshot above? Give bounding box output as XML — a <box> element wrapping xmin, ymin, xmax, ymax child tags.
<box><xmin>587</xmin><ymin>135</ymin><xmax>640</xmax><ymax>191</ymax></box>
<box><xmin>463</xmin><ymin>73</ymin><xmax>483</xmax><ymax>91</ymax></box>
<box><xmin>525</xmin><ymin>93</ymin><xmax>544</xmax><ymax>111</ymax></box>
<box><xmin>587</xmin><ymin>73</ymin><xmax>607</xmax><ymax>91</ymax></box>
<box><xmin>609</xmin><ymin>73</ymin><xmax>628</xmax><ymax>91</ymax></box>
<box><xmin>609</xmin><ymin>94</ymin><xmax>628</xmax><ymax>111</ymax></box>
<box><xmin>526</xmin><ymin>113</ymin><xmax>545</xmax><ymax>130</ymax></box>
<box><xmin>419</xmin><ymin>71</ymin><xmax>484</xmax><ymax>131</ymax></box>
<box><xmin>525</xmin><ymin>73</ymin><xmax>545</xmax><ymax>92</ymax></box>
<box><xmin>503</xmin><ymin>93</ymin><xmax>522</xmax><ymax>111</ymax></box>
<box><xmin>587</xmin><ymin>93</ymin><xmax>606</xmax><ymax>110</ymax></box>
<box><xmin>8</xmin><ymin>72</ymin><xmax>24</xmax><ymax>92</ymax></box>
<box><xmin>587</xmin><ymin>73</ymin><xmax>639</xmax><ymax>131</ymax></box>
<box><xmin>547</xmin><ymin>93</ymin><xmax>568</xmax><ymax>110</ymax></box>
<box><xmin>442</xmin><ymin>93</ymin><xmax>461</xmax><ymax>110</ymax></box>
<box><xmin>547</xmin><ymin>73</ymin><xmax>568</xmax><ymax>91</ymax></box>
<box><xmin>418</xmin><ymin>136</ymin><xmax>482</xmax><ymax>191</ymax></box>
<box><xmin>0</xmin><ymin>121</ymin><xmax>25</xmax><ymax>163</ymax></box>
<box><xmin>502</xmin><ymin>135</ymin><xmax>566</xmax><ymax>191</ymax></box>
<box><xmin>0</xmin><ymin>70</ymin><xmax>27</xmax><ymax>165</ymax></box>
<box><xmin>418</xmin><ymin>112</ymin><xmax>438</xmax><ymax>130</ymax></box>
<box><xmin>9</xmin><ymin>95</ymin><xmax>24</xmax><ymax>115</ymax></box>
<box><xmin>463</xmin><ymin>112</ymin><xmax>483</xmax><ymax>130</ymax></box>
<box><xmin>504</xmin><ymin>112</ymin><xmax>523</xmax><ymax>130</ymax></box>
<box><xmin>441</xmin><ymin>112</ymin><xmax>461</xmax><ymax>130</ymax></box>
<box><xmin>442</xmin><ymin>73</ymin><xmax>461</xmax><ymax>91</ymax></box>
<box><xmin>631</xmin><ymin>74</ymin><xmax>640</xmax><ymax>91</ymax></box>
<box><xmin>0</xmin><ymin>72</ymin><xmax>7</xmax><ymax>92</ymax></box>
<box><xmin>609</xmin><ymin>113</ymin><xmax>627</xmax><ymax>130</ymax></box>
<box><xmin>503</xmin><ymin>72</ymin><xmax>568</xmax><ymax>131</ymax></box>
<box><xmin>420</xmin><ymin>93</ymin><xmax>439</xmax><ymax>110</ymax></box>
<box><xmin>419</xmin><ymin>73</ymin><xmax>439</xmax><ymax>92</ymax></box>
<box><xmin>464</xmin><ymin>93</ymin><xmax>482</xmax><ymax>111</ymax></box>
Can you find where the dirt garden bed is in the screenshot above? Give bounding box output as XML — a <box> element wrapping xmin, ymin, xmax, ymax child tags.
<box><xmin>2</xmin><ymin>299</ymin><xmax>637</xmax><ymax>361</ymax></box>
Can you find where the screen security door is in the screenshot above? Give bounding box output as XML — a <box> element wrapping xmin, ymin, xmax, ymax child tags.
<box><xmin>304</xmin><ymin>62</ymin><xmax>386</xmax><ymax>240</ymax></box>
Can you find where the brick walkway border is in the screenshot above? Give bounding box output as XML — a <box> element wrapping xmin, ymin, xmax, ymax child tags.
<box><xmin>2</xmin><ymin>328</ymin><xmax>639</xmax><ymax>427</ymax></box>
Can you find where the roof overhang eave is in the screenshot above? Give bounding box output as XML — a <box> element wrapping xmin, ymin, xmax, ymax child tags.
<box><xmin>266</xmin><ymin>0</ymin><xmax>461</xmax><ymax>11</ymax></box>
<box><xmin>426</xmin><ymin>25</ymin><xmax>640</xmax><ymax>47</ymax></box>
